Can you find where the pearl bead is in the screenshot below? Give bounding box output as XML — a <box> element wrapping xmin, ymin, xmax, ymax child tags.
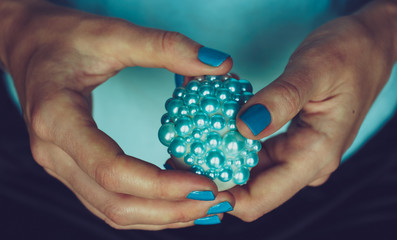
<box><xmin>227</xmin><ymin>119</ymin><xmax>236</xmax><ymax>130</ymax></box>
<box><xmin>206</xmin><ymin>169</ymin><xmax>219</xmax><ymax>180</ymax></box>
<box><xmin>193</xmin><ymin>112</ymin><xmax>209</xmax><ymax>129</ymax></box>
<box><xmin>233</xmin><ymin>156</ymin><xmax>244</xmax><ymax>167</ymax></box>
<box><xmin>194</xmin><ymin>76</ymin><xmax>205</xmax><ymax>81</ymax></box>
<box><xmin>215</xmin><ymin>88</ymin><xmax>231</xmax><ymax>102</ymax></box>
<box><xmin>190</xmin><ymin>140</ymin><xmax>206</xmax><ymax>157</ymax></box>
<box><xmin>166</xmin><ymin>98</ymin><xmax>183</xmax><ymax>117</ymax></box>
<box><xmin>183</xmin><ymin>92</ymin><xmax>200</xmax><ymax>106</ymax></box>
<box><xmin>200</xmin><ymin>96</ymin><xmax>220</xmax><ymax>114</ymax></box>
<box><xmin>242</xmin><ymin>92</ymin><xmax>254</xmax><ymax>103</ymax></box>
<box><xmin>239</xmin><ymin>79</ymin><xmax>253</xmax><ymax>93</ymax></box>
<box><xmin>191</xmin><ymin>165</ymin><xmax>205</xmax><ymax>175</ymax></box>
<box><xmin>184</xmin><ymin>153</ymin><xmax>195</xmax><ymax>165</ymax></box>
<box><xmin>205</xmin><ymin>149</ymin><xmax>226</xmax><ymax>169</ymax></box>
<box><xmin>232</xmin><ymin>93</ymin><xmax>243</xmax><ymax>105</ymax></box>
<box><xmin>222</xmin><ymin>131</ymin><xmax>246</xmax><ymax>156</ymax></box>
<box><xmin>212</xmin><ymin>79</ymin><xmax>223</xmax><ymax>89</ymax></box>
<box><xmin>205</xmin><ymin>75</ymin><xmax>221</xmax><ymax>81</ymax></box>
<box><xmin>164</xmin><ymin>98</ymin><xmax>173</xmax><ymax>110</ymax></box>
<box><xmin>191</xmin><ymin>128</ymin><xmax>203</xmax><ymax>139</ymax></box>
<box><xmin>224</xmin><ymin>78</ymin><xmax>241</xmax><ymax>94</ymax></box>
<box><xmin>218</xmin><ymin>167</ymin><xmax>233</xmax><ymax>182</ymax></box>
<box><xmin>186</xmin><ymin>80</ymin><xmax>201</xmax><ymax>92</ymax></box>
<box><xmin>206</xmin><ymin>131</ymin><xmax>222</xmax><ymax>148</ymax></box>
<box><xmin>196</xmin><ymin>158</ymin><xmax>205</xmax><ymax>165</ymax></box>
<box><xmin>246</xmin><ymin>139</ymin><xmax>262</xmax><ymax>152</ymax></box>
<box><xmin>222</xmin><ymin>100</ymin><xmax>240</xmax><ymax>118</ymax></box>
<box><xmin>158</xmin><ymin>123</ymin><xmax>176</xmax><ymax>147</ymax></box>
<box><xmin>210</xmin><ymin>114</ymin><xmax>226</xmax><ymax>131</ymax></box>
<box><xmin>189</xmin><ymin>105</ymin><xmax>199</xmax><ymax>115</ymax></box>
<box><xmin>198</xmin><ymin>85</ymin><xmax>215</xmax><ymax>97</ymax></box>
<box><xmin>169</xmin><ymin>137</ymin><xmax>187</xmax><ymax>158</ymax></box>
<box><xmin>225</xmin><ymin>158</ymin><xmax>233</xmax><ymax>166</ymax></box>
<box><xmin>160</xmin><ymin>113</ymin><xmax>171</xmax><ymax>125</ymax></box>
<box><xmin>201</xmin><ymin>80</ymin><xmax>211</xmax><ymax>85</ymax></box>
<box><xmin>175</xmin><ymin>116</ymin><xmax>192</xmax><ymax>136</ymax></box>
<box><xmin>178</xmin><ymin>105</ymin><xmax>189</xmax><ymax>116</ymax></box>
<box><xmin>173</xmin><ymin>87</ymin><xmax>186</xmax><ymax>99</ymax></box>
<box><xmin>233</xmin><ymin>166</ymin><xmax>250</xmax><ymax>185</ymax></box>
<box><xmin>245</xmin><ymin>151</ymin><xmax>259</xmax><ymax>167</ymax></box>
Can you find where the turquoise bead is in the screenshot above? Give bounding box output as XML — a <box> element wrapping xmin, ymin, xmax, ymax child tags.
<box><xmin>186</xmin><ymin>80</ymin><xmax>201</xmax><ymax>92</ymax></box>
<box><xmin>206</xmin><ymin>131</ymin><xmax>222</xmax><ymax>148</ymax></box>
<box><xmin>189</xmin><ymin>105</ymin><xmax>199</xmax><ymax>115</ymax></box>
<box><xmin>196</xmin><ymin>158</ymin><xmax>205</xmax><ymax>165</ymax></box>
<box><xmin>183</xmin><ymin>92</ymin><xmax>200</xmax><ymax>105</ymax></box>
<box><xmin>224</xmin><ymin>78</ymin><xmax>241</xmax><ymax>94</ymax></box>
<box><xmin>232</xmin><ymin>93</ymin><xmax>243</xmax><ymax>105</ymax></box>
<box><xmin>160</xmin><ymin>113</ymin><xmax>171</xmax><ymax>125</ymax></box>
<box><xmin>210</xmin><ymin>114</ymin><xmax>226</xmax><ymax>131</ymax></box>
<box><xmin>200</xmin><ymin>96</ymin><xmax>220</xmax><ymax>114</ymax></box>
<box><xmin>206</xmin><ymin>169</ymin><xmax>219</xmax><ymax>180</ymax></box>
<box><xmin>246</xmin><ymin>151</ymin><xmax>259</xmax><ymax>167</ymax></box>
<box><xmin>178</xmin><ymin>105</ymin><xmax>189</xmax><ymax>116</ymax></box>
<box><xmin>175</xmin><ymin>116</ymin><xmax>192</xmax><ymax>136</ymax></box>
<box><xmin>158</xmin><ymin>123</ymin><xmax>176</xmax><ymax>147</ymax></box>
<box><xmin>227</xmin><ymin>119</ymin><xmax>237</xmax><ymax>130</ymax></box>
<box><xmin>233</xmin><ymin>166</ymin><xmax>250</xmax><ymax>185</ymax></box>
<box><xmin>222</xmin><ymin>131</ymin><xmax>246</xmax><ymax>156</ymax></box>
<box><xmin>246</xmin><ymin>139</ymin><xmax>262</xmax><ymax>152</ymax></box>
<box><xmin>191</xmin><ymin>128</ymin><xmax>203</xmax><ymax>139</ymax></box>
<box><xmin>222</xmin><ymin>100</ymin><xmax>240</xmax><ymax>118</ymax></box>
<box><xmin>239</xmin><ymin>79</ymin><xmax>253</xmax><ymax>93</ymax></box>
<box><xmin>173</xmin><ymin>87</ymin><xmax>186</xmax><ymax>99</ymax></box>
<box><xmin>191</xmin><ymin>165</ymin><xmax>205</xmax><ymax>175</ymax></box>
<box><xmin>169</xmin><ymin>137</ymin><xmax>187</xmax><ymax>158</ymax></box>
<box><xmin>190</xmin><ymin>140</ymin><xmax>206</xmax><ymax>157</ymax></box>
<box><xmin>205</xmin><ymin>149</ymin><xmax>225</xmax><ymax>169</ymax></box>
<box><xmin>218</xmin><ymin>167</ymin><xmax>233</xmax><ymax>182</ymax></box>
<box><xmin>198</xmin><ymin>85</ymin><xmax>215</xmax><ymax>97</ymax></box>
<box><xmin>212</xmin><ymin>79</ymin><xmax>223</xmax><ymax>89</ymax></box>
<box><xmin>193</xmin><ymin>112</ymin><xmax>209</xmax><ymax>129</ymax></box>
<box><xmin>242</xmin><ymin>91</ymin><xmax>254</xmax><ymax>103</ymax></box>
<box><xmin>166</xmin><ymin>98</ymin><xmax>184</xmax><ymax>117</ymax></box>
<box><xmin>184</xmin><ymin>153</ymin><xmax>196</xmax><ymax>165</ymax></box>
<box><xmin>215</xmin><ymin>88</ymin><xmax>231</xmax><ymax>102</ymax></box>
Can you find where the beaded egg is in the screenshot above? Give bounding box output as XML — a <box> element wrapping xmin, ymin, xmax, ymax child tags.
<box><xmin>158</xmin><ymin>74</ymin><xmax>261</xmax><ymax>191</ymax></box>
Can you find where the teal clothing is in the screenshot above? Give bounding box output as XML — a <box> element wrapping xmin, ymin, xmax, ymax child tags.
<box><xmin>5</xmin><ymin>0</ymin><xmax>397</xmax><ymax>167</ymax></box>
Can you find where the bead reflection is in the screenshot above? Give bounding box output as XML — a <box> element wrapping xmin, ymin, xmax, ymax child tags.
<box><xmin>169</xmin><ymin>137</ymin><xmax>187</xmax><ymax>158</ymax></box>
<box><xmin>233</xmin><ymin>166</ymin><xmax>250</xmax><ymax>185</ymax></box>
<box><xmin>222</xmin><ymin>131</ymin><xmax>246</xmax><ymax>156</ymax></box>
<box><xmin>205</xmin><ymin>149</ymin><xmax>226</xmax><ymax>169</ymax></box>
<box><xmin>210</xmin><ymin>114</ymin><xmax>226</xmax><ymax>130</ymax></box>
<box><xmin>206</xmin><ymin>132</ymin><xmax>222</xmax><ymax>148</ymax></box>
<box><xmin>175</xmin><ymin>116</ymin><xmax>192</xmax><ymax>136</ymax></box>
<box><xmin>158</xmin><ymin>123</ymin><xmax>176</xmax><ymax>146</ymax></box>
<box><xmin>200</xmin><ymin>96</ymin><xmax>220</xmax><ymax>114</ymax></box>
<box><xmin>218</xmin><ymin>167</ymin><xmax>233</xmax><ymax>182</ymax></box>
<box><xmin>193</xmin><ymin>112</ymin><xmax>209</xmax><ymax>129</ymax></box>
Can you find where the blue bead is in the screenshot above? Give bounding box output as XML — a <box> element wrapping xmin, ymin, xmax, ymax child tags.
<box><xmin>242</xmin><ymin>91</ymin><xmax>254</xmax><ymax>103</ymax></box>
<box><xmin>190</xmin><ymin>140</ymin><xmax>206</xmax><ymax>157</ymax></box>
<box><xmin>160</xmin><ymin>113</ymin><xmax>171</xmax><ymax>125</ymax></box>
<box><xmin>166</xmin><ymin>98</ymin><xmax>184</xmax><ymax>117</ymax></box>
<box><xmin>205</xmin><ymin>75</ymin><xmax>220</xmax><ymax>81</ymax></box>
<box><xmin>205</xmin><ymin>149</ymin><xmax>225</xmax><ymax>169</ymax></box>
<box><xmin>232</xmin><ymin>93</ymin><xmax>243</xmax><ymax>105</ymax></box>
<box><xmin>193</xmin><ymin>112</ymin><xmax>209</xmax><ymax>129</ymax></box>
<box><xmin>189</xmin><ymin>105</ymin><xmax>199</xmax><ymax>115</ymax></box>
<box><xmin>246</xmin><ymin>139</ymin><xmax>262</xmax><ymax>152</ymax></box>
<box><xmin>218</xmin><ymin>167</ymin><xmax>233</xmax><ymax>182</ymax></box>
<box><xmin>206</xmin><ymin>131</ymin><xmax>222</xmax><ymax>148</ymax></box>
<box><xmin>205</xmin><ymin>169</ymin><xmax>219</xmax><ymax>180</ymax></box>
<box><xmin>233</xmin><ymin>166</ymin><xmax>250</xmax><ymax>185</ymax></box>
<box><xmin>224</xmin><ymin>78</ymin><xmax>241</xmax><ymax>94</ymax></box>
<box><xmin>158</xmin><ymin>123</ymin><xmax>176</xmax><ymax>146</ymax></box>
<box><xmin>215</xmin><ymin>88</ymin><xmax>231</xmax><ymax>102</ymax></box>
<box><xmin>169</xmin><ymin>137</ymin><xmax>187</xmax><ymax>158</ymax></box>
<box><xmin>210</xmin><ymin>114</ymin><xmax>226</xmax><ymax>131</ymax></box>
<box><xmin>164</xmin><ymin>98</ymin><xmax>173</xmax><ymax>110</ymax></box>
<box><xmin>200</xmin><ymin>96</ymin><xmax>220</xmax><ymax>114</ymax></box>
<box><xmin>198</xmin><ymin>85</ymin><xmax>215</xmax><ymax>97</ymax></box>
<box><xmin>227</xmin><ymin>119</ymin><xmax>237</xmax><ymax>130</ymax></box>
<box><xmin>196</xmin><ymin>158</ymin><xmax>205</xmax><ymax>165</ymax></box>
<box><xmin>175</xmin><ymin>116</ymin><xmax>193</xmax><ymax>136</ymax></box>
<box><xmin>246</xmin><ymin>151</ymin><xmax>259</xmax><ymax>167</ymax></box>
<box><xmin>186</xmin><ymin>80</ymin><xmax>201</xmax><ymax>92</ymax></box>
<box><xmin>178</xmin><ymin>105</ymin><xmax>189</xmax><ymax>116</ymax></box>
<box><xmin>173</xmin><ymin>87</ymin><xmax>186</xmax><ymax>99</ymax></box>
<box><xmin>222</xmin><ymin>100</ymin><xmax>240</xmax><ymax>118</ymax></box>
<box><xmin>222</xmin><ymin>131</ymin><xmax>246</xmax><ymax>156</ymax></box>
<box><xmin>212</xmin><ymin>79</ymin><xmax>223</xmax><ymax>89</ymax></box>
<box><xmin>191</xmin><ymin>165</ymin><xmax>205</xmax><ymax>175</ymax></box>
<box><xmin>183</xmin><ymin>92</ymin><xmax>200</xmax><ymax>106</ymax></box>
<box><xmin>184</xmin><ymin>153</ymin><xmax>196</xmax><ymax>165</ymax></box>
<box><xmin>239</xmin><ymin>79</ymin><xmax>253</xmax><ymax>93</ymax></box>
<box><xmin>191</xmin><ymin>128</ymin><xmax>203</xmax><ymax>139</ymax></box>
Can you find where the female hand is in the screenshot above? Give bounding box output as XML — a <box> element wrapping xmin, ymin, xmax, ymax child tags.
<box><xmin>231</xmin><ymin>0</ymin><xmax>397</xmax><ymax>221</ymax></box>
<box><xmin>0</xmin><ymin>0</ymin><xmax>236</xmax><ymax>229</ymax></box>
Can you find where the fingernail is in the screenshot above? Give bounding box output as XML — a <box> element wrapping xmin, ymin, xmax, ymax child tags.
<box><xmin>194</xmin><ymin>215</ymin><xmax>221</xmax><ymax>225</ymax></box>
<box><xmin>163</xmin><ymin>163</ymin><xmax>174</xmax><ymax>170</ymax></box>
<box><xmin>240</xmin><ymin>104</ymin><xmax>271</xmax><ymax>136</ymax></box>
<box><xmin>198</xmin><ymin>47</ymin><xmax>230</xmax><ymax>67</ymax></box>
<box><xmin>207</xmin><ymin>201</ymin><xmax>233</xmax><ymax>215</ymax></box>
<box><xmin>175</xmin><ymin>74</ymin><xmax>184</xmax><ymax>87</ymax></box>
<box><xmin>187</xmin><ymin>191</ymin><xmax>215</xmax><ymax>201</ymax></box>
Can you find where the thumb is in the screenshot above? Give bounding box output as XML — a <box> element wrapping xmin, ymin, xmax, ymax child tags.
<box><xmin>236</xmin><ymin>70</ymin><xmax>318</xmax><ymax>139</ymax></box>
<box><xmin>91</xmin><ymin>22</ymin><xmax>233</xmax><ymax>76</ymax></box>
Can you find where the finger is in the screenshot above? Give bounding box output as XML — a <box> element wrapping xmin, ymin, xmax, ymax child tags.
<box><xmin>308</xmin><ymin>175</ymin><xmax>331</xmax><ymax>187</ymax></box>
<box><xmin>30</xmin><ymin>90</ymin><xmax>219</xmax><ymax>200</ymax></box>
<box><xmin>77</xmin><ymin>21</ymin><xmax>233</xmax><ymax>77</ymax></box>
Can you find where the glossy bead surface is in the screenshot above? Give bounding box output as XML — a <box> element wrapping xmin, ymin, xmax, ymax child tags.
<box><xmin>222</xmin><ymin>131</ymin><xmax>246</xmax><ymax>156</ymax></box>
<box><xmin>184</xmin><ymin>153</ymin><xmax>196</xmax><ymax>165</ymax></box>
<box><xmin>210</xmin><ymin>114</ymin><xmax>226</xmax><ymax>131</ymax></box>
<box><xmin>193</xmin><ymin>112</ymin><xmax>209</xmax><ymax>129</ymax></box>
<box><xmin>191</xmin><ymin>128</ymin><xmax>203</xmax><ymax>139</ymax></box>
<box><xmin>233</xmin><ymin>166</ymin><xmax>250</xmax><ymax>185</ymax></box>
<box><xmin>222</xmin><ymin>100</ymin><xmax>240</xmax><ymax>118</ymax></box>
<box><xmin>169</xmin><ymin>137</ymin><xmax>187</xmax><ymax>158</ymax></box>
<box><xmin>206</xmin><ymin>169</ymin><xmax>219</xmax><ymax>180</ymax></box>
<box><xmin>205</xmin><ymin>149</ymin><xmax>225</xmax><ymax>169</ymax></box>
<box><xmin>224</xmin><ymin>78</ymin><xmax>241</xmax><ymax>94</ymax></box>
<box><xmin>239</xmin><ymin>79</ymin><xmax>253</xmax><ymax>93</ymax></box>
<box><xmin>190</xmin><ymin>140</ymin><xmax>206</xmax><ymax>157</ymax></box>
<box><xmin>218</xmin><ymin>167</ymin><xmax>233</xmax><ymax>182</ymax></box>
<box><xmin>191</xmin><ymin>165</ymin><xmax>205</xmax><ymax>175</ymax></box>
<box><xmin>200</xmin><ymin>96</ymin><xmax>220</xmax><ymax>114</ymax></box>
<box><xmin>178</xmin><ymin>105</ymin><xmax>189</xmax><ymax>116</ymax></box>
<box><xmin>161</xmin><ymin>113</ymin><xmax>171</xmax><ymax>125</ymax></box>
<box><xmin>206</xmin><ymin>132</ymin><xmax>222</xmax><ymax>148</ymax></box>
<box><xmin>175</xmin><ymin>116</ymin><xmax>192</xmax><ymax>136</ymax></box>
<box><xmin>215</xmin><ymin>88</ymin><xmax>231</xmax><ymax>102</ymax></box>
<box><xmin>166</xmin><ymin>99</ymin><xmax>183</xmax><ymax>116</ymax></box>
<box><xmin>227</xmin><ymin>119</ymin><xmax>237</xmax><ymax>130</ymax></box>
<box><xmin>186</xmin><ymin>80</ymin><xmax>201</xmax><ymax>92</ymax></box>
<box><xmin>198</xmin><ymin>85</ymin><xmax>215</xmax><ymax>97</ymax></box>
<box><xmin>158</xmin><ymin>123</ymin><xmax>176</xmax><ymax>146</ymax></box>
<box><xmin>173</xmin><ymin>87</ymin><xmax>186</xmax><ymax>99</ymax></box>
<box><xmin>183</xmin><ymin>92</ymin><xmax>200</xmax><ymax>106</ymax></box>
<box><xmin>246</xmin><ymin>151</ymin><xmax>259</xmax><ymax>167</ymax></box>
<box><xmin>189</xmin><ymin>105</ymin><xmax>199</xmax><ymax>115</ymax></box>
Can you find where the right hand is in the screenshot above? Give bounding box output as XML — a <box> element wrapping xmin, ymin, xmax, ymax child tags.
<box><xmin>0</xmin><ymin>0</ymin><xmax>234</xmax><ymax>230</ymax></box>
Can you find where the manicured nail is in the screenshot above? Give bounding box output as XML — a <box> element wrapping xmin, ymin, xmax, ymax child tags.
<box><xmin>187</xmin><ymin>191</ymin><xmax>215</xmax><ymax>201</ymax></box>
<box><xmin>175</xmin><ymin>74</ymin><xmax>184</xmax><ymax>87</ymax></box>
<box><xmin>240</xmin><ymin>104</ymin><xmax>271</xmax><ymax>136</ymax></box>
<box><xmin>207</xmin><ymin>201</ymin><xmax>233</xmax><ymax>215</ymax></box>
<box><xmin>163</xmin><ymin>163</ymin><xmax>174</xmax><ymax>170</ymax></box>
<box><xmin>198</xmin><ymin>47</ymin><xmax>230</xmax><ymax>67</ymax></box>
<box><xmin>194</xmin><ymin>215</ymin><xmax>221</xmax><ymax>225</ymax></box>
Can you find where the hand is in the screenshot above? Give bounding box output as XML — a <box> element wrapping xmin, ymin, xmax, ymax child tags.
<box><xmin>0</xmin><ymin>0</ymin><xmax>236</xmax><ymax>229</ymax></box>
<box><xmin>231</xmin><ymin>1</ymin><xmax>397</xmax><ymax>221</ymax></box>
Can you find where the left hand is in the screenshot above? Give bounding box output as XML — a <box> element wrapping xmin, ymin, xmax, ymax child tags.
<box><xmin>231</xmin><ymin>0</ymin><xmax>397</xmax><ymax>221</ymax></box>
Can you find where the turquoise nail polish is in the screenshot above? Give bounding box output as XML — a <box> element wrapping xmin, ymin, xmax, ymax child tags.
<box><xmin>198</xmin><ymin>47</ymin><xmax>230</xmax><ymax>67</ymax></box>
<box><xmin>207</xmin><ymin>201</ymin><xmax>233</xmax><ymax>215</ymax></box>
<box><xmin>240</xmin><ymin>104</ymin><xmax>271</xmax><ymax>136</ymax></box>
<box><xmin>187</xmin><ymin>191</ymin><xmax>215</xmax><ymax>201</ymax></box>
<box><xmin>194</xmin><ymin>215</ymin><xmax>221</xmax><ymax>225</ymax></box>
<box><xmin>175</xmin><ymin>74</ymin><xmax>184</xmax><ymax>87</ymax></box>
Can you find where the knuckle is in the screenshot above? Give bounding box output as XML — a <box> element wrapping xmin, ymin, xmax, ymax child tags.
<box><xmin>30</xmin><ymin>103</ymin><xmax>52</xmax><ymax>140</ymax></box>
<box><xmin>273</xmin><ymin>80</ymin><xmax>303</xmax><ymax>116</ymax></box>
<box><xmin>159</xmin><ymin>31</ymin><xmax>185</xmax><ymax>54</ymax></box>
<box><xmin>94</xmin><ymin>161</ymin><xmax>120</xmax><ymax>192</ymax></box>
<box><xmin>103</xmin><ymin>204</ymin><xmax>130</xmax><ymax>227</ymax></box>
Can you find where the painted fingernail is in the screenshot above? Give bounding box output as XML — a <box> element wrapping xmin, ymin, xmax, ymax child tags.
<box><xmin>240</xmin><ymin>104</ymin><xmax>271</xmax><ymax>136</ymax></box>
<box><xmin>175</xmin><ymin>74</ymin><xmax>184</xmax><ymax>87</ymax></box>
<box><xmin>194</xmin><ymin>215</ymin><xmax>221</xmax><ymax>225</ymax></box>
<box><xmin>198</xmin><ymin>47</ymin><xmax>230</xmax><ymax>67</ymax></box>
<box><xmin>163</xmin><ymin>163</ymin><xmax>174</xmax><ymax>170</ymax></box>
<box><xmin>187</xmin><ymin>191</ymin><xmax>215</xmax><ymax>201</ymax></box>
<box><xmin>207</xmin><ymin>201</ymin><xmax>233</xmax><ymax>215</ymax></box>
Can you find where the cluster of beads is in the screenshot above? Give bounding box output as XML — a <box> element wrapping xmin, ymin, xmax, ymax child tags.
<box><xmin>158</xmin><ymin>74</ymin><xmax>261</xmax><ymax>190</ymax></box>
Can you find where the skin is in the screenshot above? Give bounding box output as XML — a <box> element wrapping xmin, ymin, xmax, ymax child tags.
<box><xmin>1</xmin><ymin>0</ymin><xmax>397</xmax><ymax>230</ymax></box>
